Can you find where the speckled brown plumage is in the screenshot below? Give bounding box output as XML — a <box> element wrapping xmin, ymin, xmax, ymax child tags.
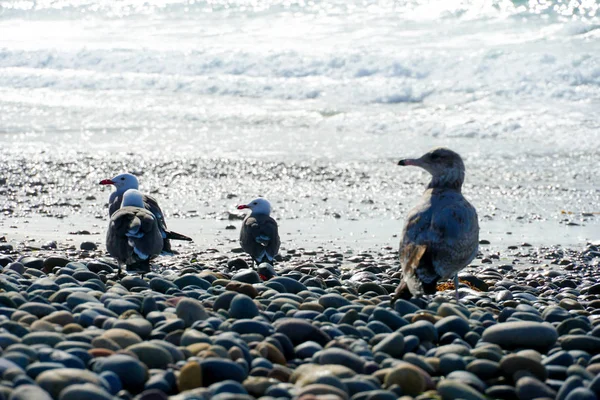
<box><xmin>393</xmin><ymin>148</ymin><xmax>479</xmax><ymax>302</ymax></box>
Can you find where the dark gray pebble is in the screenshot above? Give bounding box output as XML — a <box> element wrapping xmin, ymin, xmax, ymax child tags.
<box><xmin>274</xmin><ymin>318</ymin><xmax>331</xmax><ymax>346</ymax></box>
<box><xmin>229</xmin><ymin>294</ymin><xmax>259</xmax><ymax>319</ymax></box>
<box><xmin>313</xmin><ymin>348</ymin><xmax>366</xmax><ymax>373</ymax></box>
<box><xmin>80</xmin><ymin>242</ymin><xmax>98</xmax><ymax>251</ymax></box>
<box><xmin>515</xmin><ymin>376</ymin><xmax>557</xmax><ymax>400</ymax></box>
<box><xmin>482</xmin><ymin>321</ymin><xmax>558</xmax><ymax>351</ymax></box>
<box><xmin>8</xmin><ymin>384</ymin><xmax>53</xmax><ymax>400</ymax></box>
<box><xmin>560</xmin><ymin>335</ymin><xmax>600</xmax><ymax>353</ymax></box>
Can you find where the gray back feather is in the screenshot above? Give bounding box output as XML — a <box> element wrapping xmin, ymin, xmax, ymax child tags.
<box><xmin>401</xmin><ymin>187</ymin><xmax>479</xmax><ymax>295</ymax></box>
<box><xmin>106</xmin><ymin>206</ymin><xmax>163</xmax><ymax>266</ymax></box>
<box><xmin>109</xmin><ymin>193</ymin><xmax>168</xmax><ymax>238</ymax></box>
<box><xmin>239</xmin><ymin>214</ymin><xmax>280</xmax><ymax>263</ymax></box>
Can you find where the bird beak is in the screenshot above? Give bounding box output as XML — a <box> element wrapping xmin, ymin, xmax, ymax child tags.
<box><xmin>99</xmin><ymin>179</ymin><xmax>115</xmax><ymax>185</ymax></box>
<box><xmin>237</xmin><ymin>205</ymin><xmax>249</xmax><ymax>210</ymax></box>
<box><xmin>398</xmin><ymin>158</ymin><xmax>419</xmax><ymax>166</ymax></box>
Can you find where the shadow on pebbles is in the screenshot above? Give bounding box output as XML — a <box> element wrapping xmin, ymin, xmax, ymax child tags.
<box><xmin>0</xmin><ymin>242</ymin><xmax>599</xmax><ymax>400</ymax></box>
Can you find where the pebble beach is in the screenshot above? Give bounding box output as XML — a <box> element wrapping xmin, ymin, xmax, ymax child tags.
<box><xmin>1</xmin><ymin>149</ymin><xmax>600</xmax><ymax>400</ymax></box>
<box><xmin>2</xmin><ymin>0</ymin><xmax>600</xmax><ymax>398</ymax></box>
<box><xmin>1</xmin><ymin>232</ymin><xmax>600</xmax><ymax>400</ymax></box>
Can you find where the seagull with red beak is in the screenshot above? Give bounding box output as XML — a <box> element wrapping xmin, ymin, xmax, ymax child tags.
<box><xmin>99</xmin><ymin>173</ymin><xmax>192</xmax><ymax>253</ymax></box>
<box><xmin>237</xmin><ymin>198</ymin><xmax>280</xmax><ymax>267</ymax></box>
<box><xmin>392</xmin><ymin>147</ymin><xmax>479</xmax><ymax>303</ymax></box>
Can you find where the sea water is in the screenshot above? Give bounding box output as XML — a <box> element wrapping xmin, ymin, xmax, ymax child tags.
<box><xmin>1</xmin><ymin>0</ymin><xmax>599</xmax><ymax>247</ymax></box>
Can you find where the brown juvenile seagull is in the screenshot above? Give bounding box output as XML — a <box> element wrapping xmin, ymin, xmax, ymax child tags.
<box><xmin>99</xmin><ymin>173</ymin><xmax>192</xmax><ymax>253</ymax></box>
<box><xmin>237</xmin><ymin>198</ymin><xmax>280</xmax><ymax>267</ymax></box>
<box><xmin>106</xmin><ymin>189</ymin><xmax>164</xmax><ymax>277</ymax></box>
<box><xmin>392</xmin><ymin>147</ymin><xmax>479</xmax><ymax>303</ymax></box>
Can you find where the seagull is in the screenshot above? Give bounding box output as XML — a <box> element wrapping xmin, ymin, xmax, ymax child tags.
<box><xmin>391</xmin><ymin>147</ymin><xmax>479</xmax><ymax>303</ymax></box>
<box><xmin>237</xmin><ymin>198</ymin><xmax>280</xmax><ymax>268</ymax></box>
<box><xmin>99</xmin><ymin>173</ymin><xmax>192</xmax><ymax>253</ymax></box>
<box><xmin>106</xmin><ymin>189</ymin><xmax>164</xmax><ymax>277</ymax></box>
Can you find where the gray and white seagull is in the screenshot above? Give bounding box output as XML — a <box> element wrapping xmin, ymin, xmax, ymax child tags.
<box><xmin>237</xmin><ymin>198</ymin><xmax>280</xmax><ymax>267</ymax></box>
<box><xmin>99</xmin><ymin>173</ymin><xmax>192</xmax><ymax>253</ymax></box>
<box><xmin>391</xmin><ymin>147</ymin><xmax>479</xmax><ymax>303</ymax></box>
<box><xmin>106</xmin><ymin>189</ymin><xmax>164</xmax><ymax>277</ymax></box>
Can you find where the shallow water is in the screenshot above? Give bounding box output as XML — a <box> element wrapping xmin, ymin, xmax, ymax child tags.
<box><xmin>1</xmin><ymin>0</ymin><xmax>599</xmax><ymax>246</ymax></box>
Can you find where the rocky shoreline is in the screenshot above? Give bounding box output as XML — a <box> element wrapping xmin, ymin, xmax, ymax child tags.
<box><xmin>0</xmin><ymin>240</ymin><xmax>599</xmax><ymax>400</ymax></box>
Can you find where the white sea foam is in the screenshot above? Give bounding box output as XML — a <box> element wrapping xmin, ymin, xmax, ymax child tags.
<box><xmin>0</xmin><ymin>0</ymin><xmax>599</xmax><ymax>162</ymax></box>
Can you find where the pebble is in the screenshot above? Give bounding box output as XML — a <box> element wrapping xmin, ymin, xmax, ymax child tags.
<box><xmin>175</xmin><ymin>298</ymin><xmax>209</xmax><ymax>327</ymax></box>
<box><xmin>200</xmin><ymin>358</ymin><xmax>247</xmax><ymax>385</ymax></box>
<box><xmin>560</xmin><ymin>335</ymin><xmax>600</xmax><ymax>353</ymax></box>
<box><xmin>80</xmin><ymin>242</ymin><xmax>98</xmax><ymax>251</ymax></box>
<box><xmin>93</xmin><ymin>354</ymin><xmax>148</xmax><ymax>392</ymax></box>
<box><xmin>384</xmin><ymin>364</ymin><xmax>426</xmax><ymax>396</ymax></box>
<box><xmin>112</xmin><ymin>318</ymin><xmax>153</xmax><ymax>338</ymax></box>
<box><xmin>99</xmin><ymin>328</ymin><xmax>142</xmax><ymax>348</ymax></box>
<box><xmin>229</xmin><ymin>294</ymin><xmax>259</xmax><ymax>319</ymax></box>
<box><xmin>313</xmin><ymin>348</ymin><xmax>366</xmax><ymax>373</ymax></box>
<box><xmin>36</xmin><ymin>368</ymin><xmax>109</xmax><ymax>399</ymax></box>
<box><xmin>499</xmin><ymin>354</ymin><xmax>547</xmax><ymax>381</ymax></box>
<box><xmin>178</xmin><ymin>361</ymin><xmax>203</xmax><ymax>392</ymax></box>
<box><xmin>437</xmin><ymin>380</ymin><xmax>486</xmax><ymax>400</ymax></box>
<box><xmin>372</xmin><ymin>332</ymin><xmax>405</xmax><ymax>358</ymax></box>
<box><xmin>274</xmin><ymin>318</ymin><xmax>331</xmax><ymax>346</ymax></box>
<box><xmin>296</xmin><ymin>383</ymin><xmax>349</xmax><ymax>399</ymax></box>
<box><xmin>231</xmin><ymin>269</ymin><xmax>261</xmax><ymax>284</ymax></box>
<box><xmin>481</xmin><ymin>321</ymin><xmax>558</xmax><ymax>351</ymax></box>
<box><xmin>126</xmin><ymin>343</ymin><xmax>174</xmax><ymax>369</ymax></box>
<box><xmin>8</xmin><ymin>384</ymin><xmax>53</xmax><ymax>400</ymax></box>
<box><xmin>515</xmin><ymin>376</ymin><xmax>557</xmax><ymax>400</ymax></box>
<box><xmin>59</xmin><ymin>383</ymin><xmax>113</xmax><ymax>400</ymax></box>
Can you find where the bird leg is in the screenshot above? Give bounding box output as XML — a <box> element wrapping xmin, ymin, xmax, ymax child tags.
<box><xmin>115</xmin><ymin>262</ymin><xmax>124</xmax><ymax>280</ymax></box>
<box><xmin>390</xmin><ymin>281</ymin><xmax>412</xmax><ymax>307</ymax></box>
<box><xmin>454</xmin><ymin>274</ymin><xmax>460</xmax><ymax>301</ymax></box>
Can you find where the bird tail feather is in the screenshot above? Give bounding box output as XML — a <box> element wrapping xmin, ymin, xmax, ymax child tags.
<box><xmin>402</xmin><ymin>244</ymin><xmax>428</xmax><ymax>296</ymax></box>
<box><xmin>165</xmin><ymin>230</ymin><xmax>192</xmax><ymax>241</ymax></box>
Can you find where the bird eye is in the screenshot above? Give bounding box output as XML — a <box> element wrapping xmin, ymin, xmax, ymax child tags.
<box><xmin>253</xmin><ymin>202</ymin><xmax>258</xmax><ymax>205</ymax></box>
<box><xmin>120</xmin><ymin>177</ymin><xmax>125</xmax><ymax>180</ymax></box>
<box><xmin>430</xmin><ymin>153</ymin><xmax>441</xmax><ymax>160</ymax></box>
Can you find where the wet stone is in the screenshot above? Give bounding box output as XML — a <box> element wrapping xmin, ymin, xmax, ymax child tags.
<box><xmin>560</xmin><ymin>335</ymin><xmax>600</xmax><ymax>353</ymax></box>
<box><xmin>481</xmin><ymin>321</ymin><xmax>558</xmax><ymax>351</ymax></box>
<box><xmin>80</xmin><ymin>241</ymin><xmax>98</xmax><ymax>251</ymax></box>
<box><xmin>437</xmin><ymin>380</ymin><xmax>486</xmax><ymax>400</ymax></box>
<box><xmin>515</xmin><ymin>376</ymin><xmax>557</xmax><ymax>400</ymax></box>
<box><xmin>229</xmin><ymin>294</ymin><xmax>259</xmax><ymax>319</ymax></box>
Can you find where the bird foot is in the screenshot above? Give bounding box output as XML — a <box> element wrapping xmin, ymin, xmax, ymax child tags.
<box><xmin>113</xmin><ymin>269</ymin><xmax>124</xmax><ymax>280</ymax></box>
<box><xmin>390</xmin><ymin>282</ymin><xmax>412</xmax><ymax>307</ymax></box>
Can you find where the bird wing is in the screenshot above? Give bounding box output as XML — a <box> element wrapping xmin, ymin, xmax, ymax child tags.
<box><xmin>130</xmin><ymin>208</ymin><xmax>164</xmax><ymax>260</ymax></box>
<box><xmin>399</xmin><ymin>189</ymin><xmax>479</xmax><ymax>294</ymax></box>
<box><xmin>106</xmin><ymin>209</ymin><xmax>136</xmax><ymax>263</ymax></box>
<box><xmin>399</xmin><ymin>208</ymin><xmax>436</xmax><ymax>295</ymax></box>
<box><xmin>427</xmin><ymin>196</ymin><xmax>479</xmax><ymax>279</ymax></box>
<box><xmin>240</xmin><ymin>215</ymin><xmax>280</xmax><ymax>263</ymax></box>
<box><xmin>143</xmin><ymin>194</ymin><xmax>168</xmax><ymax>236</ymax></box>
<box><xmin>108</xmin><ymin>192</ymin><xmax>121</xmax><ymax>217</ymax></box>
<box><xmin>107</xmin><ymin>207</ymin><xmax>163</xmax><ymax>264</ymax></box>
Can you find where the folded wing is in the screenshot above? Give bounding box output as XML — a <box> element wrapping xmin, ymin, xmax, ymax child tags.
<box><xmin>240</xmin><ymin>215</ymin><xmax>280</xmax><ymax>263</ymax></box>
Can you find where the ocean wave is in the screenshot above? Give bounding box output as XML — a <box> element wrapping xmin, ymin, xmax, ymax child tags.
<box><xmin>0</xmin><ymin>48</ymin><xmax>429</xmax><ymax>80</ymax></box>
<box><xmin>0</xmin><ymin>66</ymin><xmax>436</xmax><ymax>104</ymax></box>
<box><xmin>2</xmin><ymin>0</ymin><xmax>599</xmax><ymax>21</ymax></box>
<box><xmin>1</xmin><ymin>45</ymin><xmax>598</xmax><ymax>104</ymax></box>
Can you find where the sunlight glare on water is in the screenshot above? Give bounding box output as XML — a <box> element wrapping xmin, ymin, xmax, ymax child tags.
<box><xmin>0</xmin><ymin>0</ymin><xmax>599</xmax><ymax>162</ymax></box>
